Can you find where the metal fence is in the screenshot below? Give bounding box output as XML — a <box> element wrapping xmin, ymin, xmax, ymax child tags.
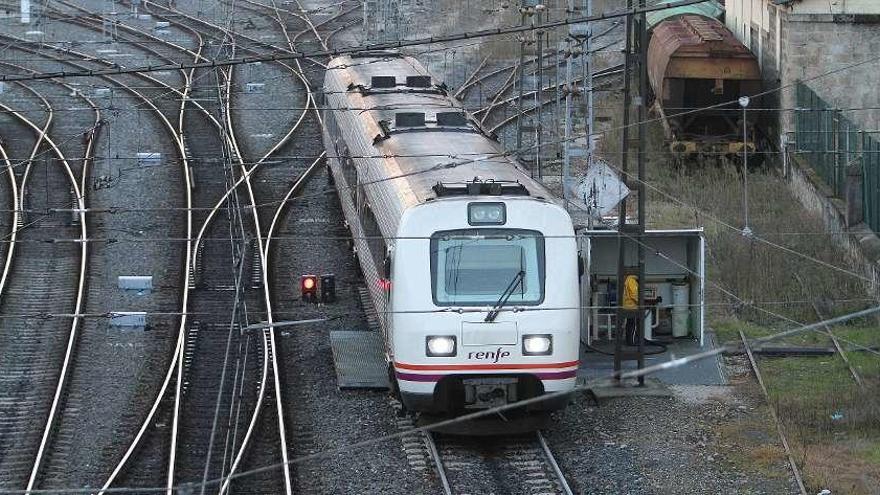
<box><xmin>795</xmin><ymin>82</ymin><xmax>880</xmax><ymax>232</ymax></box>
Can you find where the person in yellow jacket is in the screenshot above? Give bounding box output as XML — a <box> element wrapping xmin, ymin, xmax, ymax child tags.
<box><xmin>622</xmin><ymin>274</ymin><xmax>639</xmax><ymax>345</ymax></box>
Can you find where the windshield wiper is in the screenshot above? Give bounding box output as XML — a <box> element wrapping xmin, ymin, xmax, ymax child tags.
<box><xmin>484</xmin><ymin>270</ymin><xmax>525</xmax><ymax>322</ymax></box>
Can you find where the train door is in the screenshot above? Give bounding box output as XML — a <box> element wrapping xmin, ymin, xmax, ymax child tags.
<box><xmin>577</xmin><ymin>233</ymin><xmax>591</xmax><ymax>346</ymax></box>
<box><xmin>382</xmin><ymin>252</ymin><xmax>393</xmax><ymax>346</ymax></box>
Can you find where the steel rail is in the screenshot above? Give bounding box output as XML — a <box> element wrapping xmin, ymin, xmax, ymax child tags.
<box><xmin>478</xmin><ymin>63</ymin><xmax>519</xmax><ymax>126</ymax></box>
<box><xmin>425</xmin><ymin>430</ymin><xmax>572</xmax><ymax>495</ymax></box>
<box><xmin>739</xmin><ymin>331</ymin><xmax>808</xmax><ymax>495</ymax></box>
<box><xmin>0</xmin><ymin>80</ymin><xmax>47</xmax><ymax>303</ymax></box>
<box><xmin>0</xmin><ymin>60</ymin><xmax>102</xmax><ymax>490</ymax></box>
<box><xmin>217</xmin><ymin>9</ymin><xmax>311</xmax><ymax>495</ymax></box>
<box><xmin>793</xmin><ymin>273</ymin><xmax>866</xmax><ymax>388</ymax></box>
<box><xmin>483</xmin><ymin>55</ymin><xmax>624</xmax><ymax>113</ymax></box>
<box><xmin>474</xmin><ymin>36</ymin><xmax>623</xmax><ymax>122</ymax></box>
<box><xmin>197</xmin><ymin>0</ymin><xmax>343</xmax><ymax>490</ymax></box>
<box><xmin>453</xmin><ymin>56</ymin><xmax>489</xmax><ymax>99</ymax></box>
<box><xmin>131</xmin><ymin>5</ymin><xmax>314</xmax><ymax>492</ymax></box>
<box><xmin>1</xmin><ymin>14</ymin><xmax>293</xmax><ymax>495</ymax></box>
<box><xmin>216</xmin><ymin>58</ymin><xmax>298</xmax><ymax>494</ymax></box>
<box><xmin>241</xmin><ymin>0</ymin><xmax>360</xmax><ymax>57</ymax></box>
<box><xmin>424</xmin><ymin>433</ymin><xmax>453</xmax><ymax>495</ymax></box>
<box><xmin>24</xmin><ymin>33</ymin><xmax>202</xmax><ymax>495</ymax></box>
<box><xmin>487</xmin><ymin>65</ymin><xmax>623</xmax><ymax>133</ymax></box>
<box><xmin>3</xmin><ymin>16</ymin><xmax>250</xmax><ymax>495</ymax></box>
<box><xmin>212</xmin><ymin>0</ymin><xmax>350</xmax><ymax>490</ymax></box>
<box><xmin>454</xmin><ymin>20</ymin><xmax>625</xmax><ymax>103</ymax></box>
<box><xmin>20</xmin><ymin>88</ymin><xmax>88</xmax><ymax>495</ymax></box>
<box><xmin>0</xmin><ymin>139</ymin><xmax>18</xmax><ymax>300</ymax></box>
<box><xmin>536</xmin><ymin>431</ymin><xmax>574</xmax><ymax>495</ymax></box>
<box><xmin>0</xmin><ymin>80</ymin><xmax>89</xmax><ymax>493</ymax></box>
<box><xmin>97</xmin><ymin>4</ymin><xmax>306</xmax><ymax>493</ymax></box>
<box><xmin>0</xmin><ymin>36</ymin><xmax>201</xmax><ymax>494</ymax></box>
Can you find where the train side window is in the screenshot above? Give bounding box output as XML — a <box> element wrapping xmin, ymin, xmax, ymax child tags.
<box><xmin>343</xmin><ymin>148</ymin><xmax>357</xmax><ymax>203</ymax></box>
<box><xmin>361</xmin><ymin>204</ymin><xmax>387</xmax><ymax>274</ymax></box>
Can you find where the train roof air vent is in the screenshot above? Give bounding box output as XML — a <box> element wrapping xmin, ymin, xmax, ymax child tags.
<box><xmin>432</xmin><ymin>180</ymin><xmax>530</xmax><ymax>197</ymax></box>
<box><xmin>405</xmin><ymin>75</ymin><xmax>432</xmax><ymax>88</ymax></box>
<box><xmin>395</xmin><ymin>112</ymin><xmax>426</xmax><ymax>127</ymax></box>
<box><xmin>436</xmin><ymin>112</ymin><xmax>467</xmax><ymax>127</ymax></box>
<box><xmin>371</xmin><ymin>76</ymin><xmax>397</xmax><ymax>88</ymax></box>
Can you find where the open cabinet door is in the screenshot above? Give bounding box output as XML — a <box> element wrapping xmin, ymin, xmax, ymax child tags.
<box><xmin>577</xmin><ymin>232</ymin><xmax>592</xmax><ymax>346</ymax></box>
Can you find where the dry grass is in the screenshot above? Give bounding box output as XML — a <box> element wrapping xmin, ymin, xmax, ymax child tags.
<box><xmin>589</xmin><ymin>52</ymin><xmax>880</xmax><ymax>494</ymax></box>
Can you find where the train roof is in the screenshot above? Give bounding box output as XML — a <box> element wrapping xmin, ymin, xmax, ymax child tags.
<box><xmin>645</xmin><ymin>0</ymin><xmax>723</xmax><ymax>29</ymax></box>
<box><xmin>325</xmin><ymin>54</ymin><xmax>557</xmax><ymax>205</ymax></box>
<box><xmin>647</xmin><ymin>14</ymin><xmax>761</xmax><ymax>93</ymax></box>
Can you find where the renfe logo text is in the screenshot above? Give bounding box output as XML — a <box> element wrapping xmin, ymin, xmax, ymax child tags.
<box><xmin>467</xmin><ymin>347</ymin><xmax>510</xmax><ymax>363</ymax></box>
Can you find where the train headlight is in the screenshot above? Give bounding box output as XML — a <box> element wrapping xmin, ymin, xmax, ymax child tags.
<box><xmin>468</xmin><ymin>202</ymin><xmax>506</xmax><ymax>225</ymax></box>
<box><xmin>426</xmin><ymin>336</ymin><xmax>457</xmax><ymax>357</ymax></box>
<box><xmin>522</xmin><ymin>334</ymin><xmax>552</xmax><ymax>355</ymax></box>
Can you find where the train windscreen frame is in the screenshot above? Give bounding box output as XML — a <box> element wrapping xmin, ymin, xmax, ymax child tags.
<box><xmin>429</xmin><ymin>229</ymin><xmax>545</xmax><ymax>306</ymax></box>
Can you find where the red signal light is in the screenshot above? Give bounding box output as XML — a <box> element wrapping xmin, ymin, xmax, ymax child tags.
<box><xmin>301</xmin><ymin>274</ymin><xmax>318</xmax><ymax>302</ymax></box>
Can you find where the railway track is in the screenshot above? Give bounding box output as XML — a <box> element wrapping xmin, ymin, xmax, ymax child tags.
<box><xmin>487</xmin><ymin>63</ymin><xmax>624</xmax><ymax>135</ymax></box>
<box><xmin>0</xmin><ymin>2</ymin><xmax>580</xmax><ymax>494</ymax></box>
<box><xmin>0</xmin><ymin>62</ymin><xmax>100</xmax><ymax>492</ymax></box>
<box><xmin>0</xmin><ymin>68</ymin><xmax>89</xmax><ymax>491</ymax></box>
<box><xmin>5</xmin><ymin>6</ymin><xmax>306</xmax><ymax>492</ymax></box>
<box><xmin>0</xmin><ymin>10</ymin><xmax>196</xmax><ymax>490</ymax></box>
<box><xmin>426</xmin><ymin>431</ymin><xmax>574</xmax><ymax>495</ymax></box>
<box><xmin>72</xmin><ymin>0</ymin><xmax>350</xmax><ymax>492</ymax></box>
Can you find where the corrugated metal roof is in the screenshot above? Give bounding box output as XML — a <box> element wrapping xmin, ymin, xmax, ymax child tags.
<box><xmin>646</xmin><ymin>0</ymin><xmax>724</xmax><ymax>29</ymax></box>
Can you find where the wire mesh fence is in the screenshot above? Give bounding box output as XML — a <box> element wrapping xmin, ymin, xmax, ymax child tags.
<box><xmin>795</xmin><ymin>81</ymin><xmax>880</xmax><ymax>233</ymax></box>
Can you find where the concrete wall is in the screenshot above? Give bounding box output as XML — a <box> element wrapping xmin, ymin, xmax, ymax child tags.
<box><xmin>779</xmin><ymin>12</ymin><xmax>880</xmax><ymax>135</ymax></box>
<box><xmin>726</xmin><ymin>0</ymin><xmax>880</xmax><ymax>137</ymax></box>
<box><xmin>785</xmin><ymin>0</ymin><xmax>880</xmax><ymax>15</ymax></box>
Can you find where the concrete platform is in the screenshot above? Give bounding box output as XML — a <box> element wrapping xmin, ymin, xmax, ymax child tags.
<box><xmin>581</xmin><ymin>377</ymin><xmax>674</xmax><ymax>401</ymax></box>
<box><xmin>329</xmin><ymin>330</ymin><xmax>389</xmax><ymax>389</ymax></box>
<box><xmin>578</xmin><ymin>331</ymin><xmax>727</xmax><ymax>387</ymax></box>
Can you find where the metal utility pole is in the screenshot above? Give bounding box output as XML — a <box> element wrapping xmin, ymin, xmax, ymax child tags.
<box><xmin>562</xmin><ymin>39</ymin><xmax>573</xmax><ymax>203</ymax></box>
<box><xmin>515</xmin><ymin>2</ymin><xmax>533</xmax><ymax>162</ymax></box>
<box><xmin>536</xmin><ymin>8</ymin><xmax>544</xmax><ymax>179</ymax></box>
<box><xmin>563</xmin><ymin>0</ymin><xmax>591</xmax><ymax>203</ymax></box>
<box><xmin>614</xmin><ymin>0</ymin><xmax>647</xmax><ymax>386</ymax></box>
<box><xmin>635</xmin><ymin>0</ymin><xmax>648</xmax><ymax>386</ymax></box>
<box><xmin>739</xmin><ymin>96</ymin><xmax>752</xmax><ymax>236</ymax></box>
<box><xmin>584</xmin><ymin>0</ymin><xmax>594</xmax><ymax>170</ymax></box>
<box><xmin>614</xmin><ymin>0</ymin><xmax>633</xmax><ymax>383</ymax></box>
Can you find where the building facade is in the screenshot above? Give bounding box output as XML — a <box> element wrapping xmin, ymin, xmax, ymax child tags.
<box><xmin>724</xmin><ymin>0</ymin><xmax>880</xmax><ymax>141</ymax></box>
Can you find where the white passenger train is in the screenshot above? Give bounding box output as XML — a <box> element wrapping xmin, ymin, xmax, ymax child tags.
<box><xmin>322</xmin><ymin>52</ymin><xmax>580</xmax><ymax>414</ymax></box>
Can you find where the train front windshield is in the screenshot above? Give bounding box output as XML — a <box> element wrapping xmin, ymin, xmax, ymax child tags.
<box><xmin>430</xmin><ymin>229</ymin><xmax>545</xmax><ymax>306</ymax></box>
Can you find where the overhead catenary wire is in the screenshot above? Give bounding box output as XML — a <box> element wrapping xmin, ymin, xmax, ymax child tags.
<box><xmin>0</xmin><ymin>0</ymin><xmax>715</xmax><ymax>83</ymax></box>
<box><xmin>0</xmin><ymin>4</ymin><xmax>876</xmax><ymax>495</ymax></box>
<box><xmin>0</xmin><ymin>305</ymin><xmax>877</xmax><ymax>495</ymax></box>
<box><xmin>0</xmin><ymin>17</ymin><xmax>876</xmax><ymax>215</ymax></box>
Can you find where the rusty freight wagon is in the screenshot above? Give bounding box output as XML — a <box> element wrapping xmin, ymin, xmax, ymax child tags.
<box><xmin>647</xmin><ymin>4</ymin><xmax>762</xmax><ymax>164</ymax></box>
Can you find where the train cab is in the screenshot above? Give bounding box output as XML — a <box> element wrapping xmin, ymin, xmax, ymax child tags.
<box><xmin>388</xmin><ymin>183</ymin><xmax>580</xmax><ymax>414</ymax></box>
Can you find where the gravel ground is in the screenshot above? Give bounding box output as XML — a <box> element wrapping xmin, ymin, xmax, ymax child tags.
<box><xmin>0</xmin><ymin>1</ymin><xmax>805</xmax><ymax>494</ymax></box>
<box><xmin>546</xmin><ymin>358</ymin><xmax>797</xmax><ymax>494</ymax></box>
<box><xmin>0</xmin><ymin>13</ymin><xmax>188</xmax><ymax>489</ymax></box>
<box><xmin>273</xmin><ymin>180</ymin><xmax>433</xmax><ymax>494</ymax></box>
